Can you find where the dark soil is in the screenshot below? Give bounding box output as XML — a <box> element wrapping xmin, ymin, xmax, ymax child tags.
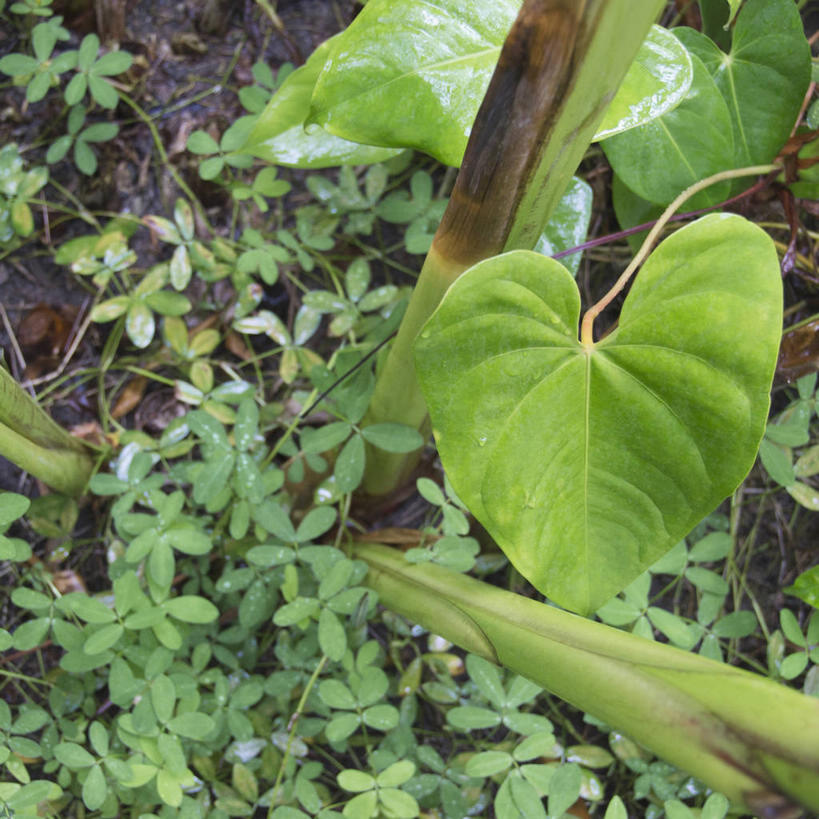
<box><xmin>0</xmin><ymin>0</ymin><xmax>817</xmax><ymax>641</ymax></box>
<box><xmin>0</xmin><ymin>0</ymin><xmax>360</xmax><ymax>491</ymax></box>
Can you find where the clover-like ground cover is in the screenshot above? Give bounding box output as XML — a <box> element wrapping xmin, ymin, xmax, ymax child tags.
<box><xmin>0</xmin><ymin>1</ymin><xmax>817</xmax><ymax>817</ymax></box>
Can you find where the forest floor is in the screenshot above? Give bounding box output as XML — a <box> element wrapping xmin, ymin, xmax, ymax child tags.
<box><xmin>0</xmin><ymin>2</ymin><xmax>818</xmax><ymax>817</ymax></box>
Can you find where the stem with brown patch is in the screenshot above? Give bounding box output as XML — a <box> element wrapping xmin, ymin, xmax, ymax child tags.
<box><xmin>362</xmin><ymin>0</ymin><xmax>665</xmax><ymax>495</ymax></box>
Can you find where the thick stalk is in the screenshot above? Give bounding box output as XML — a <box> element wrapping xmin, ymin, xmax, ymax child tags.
<box><xmin>354</xmin><ymin>542</ymin><xmax>819</xmax><ymax>818</ymax></box>
<box><xmin>362</xmin><ymin>0</ymin><xmax>665</xmax><ymax>494</ymax></box>
<box><xmin>0</xmin><ymin>367</ymin><xmax>96</xmax><ymax>495</ymax></box>
<box><xmin>362</xmin><ymin>246</ymin><xmax>467</xmax><ymax>492</ymax></box>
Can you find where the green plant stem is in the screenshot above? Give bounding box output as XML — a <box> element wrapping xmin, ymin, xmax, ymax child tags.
<box><xmin>267</xmin><ymin>654</ymin><xmax>328</xmax><ymax>818</ymax></box>
<box><xmin>580</xmin><ymin>163</ymin><xmax>780</xmax><ymax>346</ymax></box>
<box><xmin>123</xmin><ymin>366</ymin><xmax>176</xmax><ymax>387</ymax></box>
<box><xmin>0</xmin><ymin>669</ymin><xmax>53</xmax><ymax>687</ymax></box>
<box><xmin>32</xmin><ymin>184</ymin><xmax>100</xmax><ymax>229</ymax></box>
<box><xmin>361</xmin><ymin>0</ymin><xmax>665</xmax><ymax>495</ymax></box>
<box><xmin>361</xmin><ymin>246</ymin><xmax>466</xmax><ymax>493</ymax></box>
<box><xmin>353</xmin><ymin>541</ymin><xmax>819</xmax><ymax>816</ymax></box>
<box><xmin>260</xmin><ymin>384</ymin><xmax>320</xmax><ymax>470</ymax></box>
<box><xmin>117</xmin><ymin>91</ymin><xmax>214</xmax><ymax>234</ymax></box>
<box><xmin>254</xmin><ymin>0</ymin><xmax>286</xmax><ymax>35</ymax></box>
<box><xmin>784</xmin><ymin>313</ymin><xmax>819</xmax><ymax>335</ymax></box>
<box><xmin>0</xmin><ymin>366</ymin><xmax>98</xmax><ymax>495</ymax></box>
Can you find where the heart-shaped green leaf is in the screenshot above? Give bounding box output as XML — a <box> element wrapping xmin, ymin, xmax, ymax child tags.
<box><xmin>602</xmin><ymin>47</ymin><xmax>735</xmax><ymax>209</ymax></box>
<box><xmin>415</xmin><ymin>215</ymin><xmax>781</xmax><ymax>613</ymax></box>
<box><xmin>308</xmin><ymin>0</ymin><xmax>691</xmax><ymax>166</ymax></box>
<box><xmin>674</xmin><ymin>0</ymin><xmax>810</xmax><ymax>169</ymax></box>
<box><xmin>593</xmin><ymin>25</ymin><xmax>692</xmax><ymax>141</ymax></box>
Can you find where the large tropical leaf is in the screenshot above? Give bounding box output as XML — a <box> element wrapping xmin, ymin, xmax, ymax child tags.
<box><xmin>308</xmin><ymin>0</ymin><xmax>692</xmax><ymax>166</ymax></box>
<box><xmin>674</xmin><ymin>0</ymin><xmax>810</xmax><ymax>169</ymax></box>
<box><xmin>602</xmin><ymin>48</ymin><xmax>734</xmax><ymax>209</ymax></box>
<box><xmin>415</xmin><ymin>215</ymin><xmax>781</xmax><ymax>613</ymax></box>
<box><xmin>241</xmin><ymin>36</ymin><xmax>401</xmax><ymax>168</ymax></box>
<box><xmin>593</xmin><ymin>26</ymin><xmax>692</xmax><ymax>141</ymax></box>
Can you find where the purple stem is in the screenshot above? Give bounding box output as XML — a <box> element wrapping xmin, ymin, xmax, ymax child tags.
<box><xmin>552</xmin><ymin>176</ymin><xmax>771</xmax><ymax>260</ymax></box>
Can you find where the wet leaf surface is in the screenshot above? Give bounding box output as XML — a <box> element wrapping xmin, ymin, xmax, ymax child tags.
<box><xmin>416</xmin><ymin>215</ymin><xmax>781</xmax><ymax>613</ymax></box>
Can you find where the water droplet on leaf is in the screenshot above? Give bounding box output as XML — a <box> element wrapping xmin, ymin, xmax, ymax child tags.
<box><xmin>502</xmin><ymin>358</ymin><xmax>519</xmax><ymax>377</ymax></box>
